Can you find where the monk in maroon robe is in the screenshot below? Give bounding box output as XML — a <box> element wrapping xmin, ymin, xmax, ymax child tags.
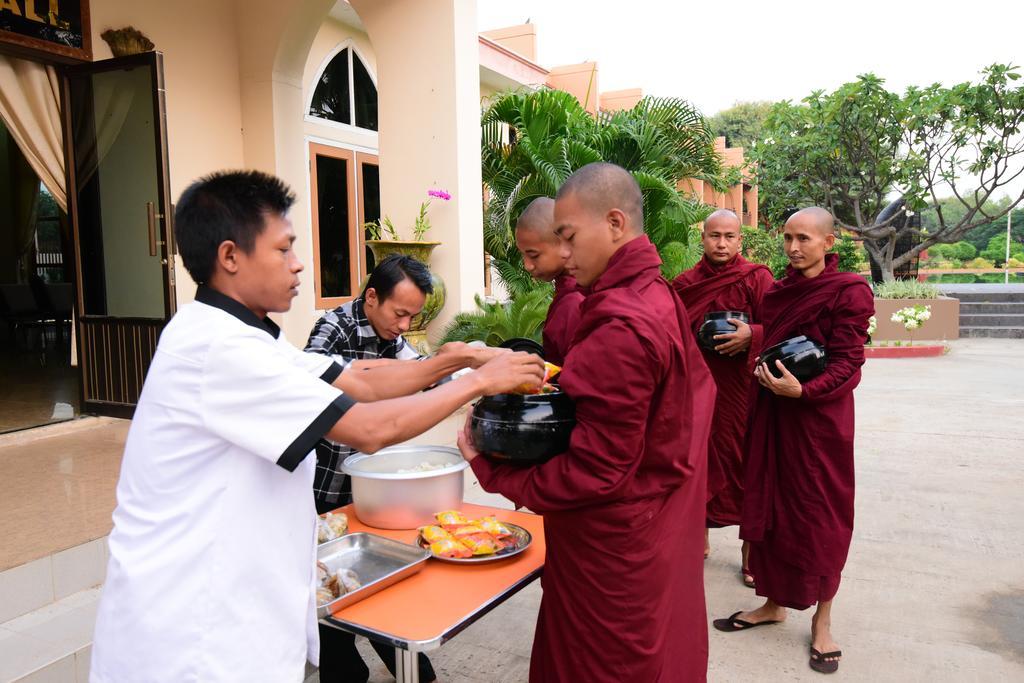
<box><xmin>672</xmin><ymin>209</ymin><xmax>773</xmax><ymax>582</ymax></box>
<box><xmin>460</xmin><ymin>163</ymin><xmax>716</xmax><ymax>682</ymax></box>
<box><xmin>515</xmin><ymin>197</ymin><xmax>584</xmax><ymax>365</ymax></box>
<box><xmin>713</xmin><ymin>208</ymin><xmax>873</xmax><ymax>676</ymax></box>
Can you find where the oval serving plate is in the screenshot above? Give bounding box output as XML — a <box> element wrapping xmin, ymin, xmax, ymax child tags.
<box><xmin>418</xmin><ymin>522</ymin><xmax>533</xmax><ymax>564</ymax></box>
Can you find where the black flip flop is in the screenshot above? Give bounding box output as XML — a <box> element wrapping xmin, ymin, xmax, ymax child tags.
<box><xmin>712</xmin><ymin>611</ymin><xmax>781</xmax><ymax>632</ymax></box>
<box><xmin>809</xmin><ymin>647</ymin><xmax>842</xmax><ymax>674</ymax></box>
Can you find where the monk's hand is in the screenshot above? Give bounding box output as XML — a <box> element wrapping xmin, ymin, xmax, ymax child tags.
<box><xmin>456</xmin><ymin>413</ymin><xmax>480</xmax><ymax>462</ymax></box>
<box><xmin>713</xmin><ymin>319</ymin><xmax>753</xmax><ymax>356</ymax></box>
<box><xmin>755</xmin><ymin>360</ymin><xmax>802</xmax><ymax>398</ymax></box>
<box><xmin>473</xmin><ymin>351</ymin><xmax>544</xmax><ymax>395</ymax></box>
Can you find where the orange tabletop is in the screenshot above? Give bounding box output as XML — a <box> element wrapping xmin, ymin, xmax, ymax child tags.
<box><xmin>322</xmin><ymin>503</ymin><xmax>545</xmax><ymax>651</ymax></box>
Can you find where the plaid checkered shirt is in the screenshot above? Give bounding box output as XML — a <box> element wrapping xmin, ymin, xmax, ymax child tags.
<box><xmin>305</xmin><ymin>297</ymin><xmax>423</xmax><ymax>504</ymax></box>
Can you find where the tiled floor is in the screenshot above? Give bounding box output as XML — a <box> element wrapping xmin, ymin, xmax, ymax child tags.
<box><xmin>0</xmin><ymin>418</ymin><xmax>127</xmax><ymax>572</ymax></box>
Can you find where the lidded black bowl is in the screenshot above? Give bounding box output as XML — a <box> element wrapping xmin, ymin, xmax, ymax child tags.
<box><xmin>759</xmin><ymin>335</ymin><xmax>827</xmax><ymax>382</ymax></box>
<box><xmin>698</xmin><ymin>311</ymin><xmax>750</xmax><ymax>352</ymax></box>
<box><xmin>470</xmin><ymin>392</ymin><xmax>575</xmax><ymax>465</ymax></box>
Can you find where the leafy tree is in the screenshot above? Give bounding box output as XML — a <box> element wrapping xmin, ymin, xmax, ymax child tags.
<box><xmin>751</xmin><ymin>65</ymin><xmax>1024</xmax><ymax>281</ymax></box>
<box><xmin>707</xmin><ymin>101</ymin><xmax>774</xmax><ymax>150</ymax></box>
<box><xmin>980</xmin><ymin>233</ymin><xmax>1024</xmax><ymax>265</ymax></box>
<box><xmin>481</xmin><ymin>89</ymin><xmax>728</xmax><ymax>296</ymax></box>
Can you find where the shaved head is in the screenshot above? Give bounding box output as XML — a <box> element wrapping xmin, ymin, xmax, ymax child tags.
<box><xmin>556</xmin><ymin>162</ymin><xmax>644</xmax><ymax>233</ymax></box>
<box><xmin>783</xmin><ymin>206</ymin><xmax>837</xmax><ymax>278</ymax></box>
<box><xmin>515</xmin><ymin>197</ymin><xmax>557</xmax><ymax>243</ymax></box>
<box><xmin>702</xmin><ymin>209</ymin><xmax>744</xmax><ymax>264</ymax></box>
<box><xmin>786</xmin><ymin>207</ymin><xmax>836</xmax><ymax>237</ymax></box>
<box><xmin>705</xmin><ymin>209</ymin><xmax>741</xmax><ymax>232</ymax></box>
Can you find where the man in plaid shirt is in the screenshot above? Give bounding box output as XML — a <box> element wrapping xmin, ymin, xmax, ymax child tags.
<box><xmin>305</xmin><ymin>254</ymin><xmax>491</xmax><ymax>683</ymax></box>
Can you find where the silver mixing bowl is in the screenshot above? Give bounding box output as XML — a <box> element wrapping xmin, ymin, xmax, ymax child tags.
<box><xmin>341</xmin><ymin>445</ymin><xmax>467</xmax><ymax>529</ymax></box>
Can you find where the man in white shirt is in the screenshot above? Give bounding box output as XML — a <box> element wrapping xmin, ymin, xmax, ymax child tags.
<box><xmin>89</xmin><ymin>170</ymin><xmax>542</xmax><ymax>683</ymax></box>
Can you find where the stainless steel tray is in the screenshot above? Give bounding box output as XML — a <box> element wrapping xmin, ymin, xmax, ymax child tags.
<box><xmin>317</xmin><ymin>532</ymin><xmax>429</xmax><ymax>618</ymax></box>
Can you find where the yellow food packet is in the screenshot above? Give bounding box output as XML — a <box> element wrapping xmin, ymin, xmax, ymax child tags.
<box><xmin>513</xmin><ymin>362</ymin><xmax>562</xmax><ymax>394</ymax></box>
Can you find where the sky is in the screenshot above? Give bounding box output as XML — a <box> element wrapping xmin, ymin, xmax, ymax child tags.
<box><xmin>477</xmin><ymin>0</ymin><xmax>1024</xmax><ymax>117</ymax></box>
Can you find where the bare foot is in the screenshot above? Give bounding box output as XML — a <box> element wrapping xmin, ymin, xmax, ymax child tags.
<box><xmin>704</xmin><ymin>529</ymin><xmax>711</xmax><ymax>559</ymax></box>
<box><xmin>737</xmin><ymin>601</ymin><xmax>786</xmax><ymax>625</ymax></box>
<box><xmin>810</xmin><ymin>611</ymin><xmax>841</xmax><ymax>665</ymax></box>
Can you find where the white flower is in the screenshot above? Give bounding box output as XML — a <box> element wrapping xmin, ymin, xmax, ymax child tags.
<box><xmin>866</xmin><ymin>316</ymin><xmax>877</xmax><ymax>336</ymax></box>
<box><xmin>891</xmin><ymin>312</ymin><xmax>902</xmax><ymax>323</ymax></box>
<box><xmin>905</xmin><ymin>210</ymin><xmax>915</xmax><ymax>217</ymax></box>
<box><xmin>920</xmin><ymin>310</ymin><xmax>931</xmax><ymax>321</ymax></box>
<box><xmin>906</xmin><ymin>320</ymin><xmax>921</xmax><ymax>330</ymax></box>
<box><xmin>764</xmin><ymin>137</ymin><xmax>776</xmax><ymax>146</ymax></box>
<box><xmin>790</xmin><ymin>131</ymin><xmax>798</xmax><ymax>137</ymax></box>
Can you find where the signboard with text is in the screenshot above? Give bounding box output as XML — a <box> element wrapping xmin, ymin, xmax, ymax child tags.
<box><xmin>0</xmin><ymin>0</ymin><xmax>91</xmax><ymax>62</ymax></box>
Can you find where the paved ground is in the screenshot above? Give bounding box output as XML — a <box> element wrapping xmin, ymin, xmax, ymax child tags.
<box><xmin>337</xmin><ymin>338</ymin><xmax>1024</xmax><ymax>682</ymax></box>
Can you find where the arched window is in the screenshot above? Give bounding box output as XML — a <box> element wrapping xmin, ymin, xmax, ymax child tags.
<box><xmin>309</xmin><ymin>47</ymin><xmax>378</xmax><ymax>131</ymax></box>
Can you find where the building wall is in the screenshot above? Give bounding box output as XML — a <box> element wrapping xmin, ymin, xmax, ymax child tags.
<box><xmin>89</xmin><ymin>0</ymin><xmax>246</xmax><ymax>306</ymax></box>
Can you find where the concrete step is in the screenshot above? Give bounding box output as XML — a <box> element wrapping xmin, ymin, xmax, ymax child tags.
<box><xmin>959</xmin><ymin>302</ymin><xmax>1024</xmax><ymax>314</ymax></box>
<box><xmin>959</xmin><ymin>326</ymin><xmax>1024</xmax><ymax>338</ymax></box>
<box><xmin>958</xmin><ymin>313</ymin><xmax>1024</xmax><ymax>327</ymax></box>
<box><xmin>947</xmin><ymin>291</ymin><xmax>1024</xmax><ymax>303</ymax></box>
<box><xmin>0</xmin><ymin>588</ymin><xmax>97</xmax><ymax>683</ymax></box>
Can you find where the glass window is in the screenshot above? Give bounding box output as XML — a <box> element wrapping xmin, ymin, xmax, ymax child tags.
<box><xmin>315</xmin><ymin>154</ymin><xmax>352</xmax><ymax>298</ymax></box>
<box><xmin>309</xmin><ymin>48</ymin><xmax>351</xmax><ymax>124</ymax></box>
<box><xmin>360</xmin><ymin>161</ymin><xmax>380</xmax><ymax>275</ymax></box>
<box><xmin>309</xmin><ymin>47</ymin><xmax>377</xmax><ymax>131</ymax></box>
<box><xmin>352</xmin><ymin>56</ymin><xmax>378</xmax><ymax>131</ymax></box>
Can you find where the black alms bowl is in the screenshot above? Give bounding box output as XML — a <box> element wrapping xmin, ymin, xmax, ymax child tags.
<box><xmin>759</xmin><ymin>335</ymin><xmax>827</xmax><ymax>382</ymax></box>
<box><xmin>698</xmin><ymin>311</ymin><xmax>750</xmax><ymax>352</ymax></box>
<box><xmin>470</xmin><ymin>391</ymin><xmax>576</xmax><ymax>465</ymax></box>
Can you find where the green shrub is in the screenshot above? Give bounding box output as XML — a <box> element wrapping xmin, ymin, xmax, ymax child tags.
<box><xmin>952</xmin><ymin>241</ymin><xmax>977</xmax><ymax>261</ymax></box>
<box><xmin>965</xmin><ymin>257</ymin><xmax>996</xmax><ymax>269</ymax></box>
<box><xmin>873</xmin><ymin>280</ymin><xmax>940</xmax><ymax>299</ymax></box>
<box><xmin>1007</xmin><ymin>257</ymin><xmax>1024</xmax><ymax>269</ymax></box>
<box><xmin>742</xmin><ymin>227</ymin><xmax>789</xmax><ymax>277</ymax></box>
<box><xmin>439</xmin><ymin>287</ymin><xmax>552</xmax><ymax>345</ymax></box>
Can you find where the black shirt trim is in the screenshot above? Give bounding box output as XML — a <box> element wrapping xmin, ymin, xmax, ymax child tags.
<box><xmin>195</xmin><ymin>285</ymin><xmax>281</xmax><ymax>339</ymax></box>
<box><xmin>277</xmin><ymin>394</ymin><xmax>356</xmax><ymax>472</ymax></box>
<box><xmin>319</xmin><ymin>362</ymin><xmax>343</xmax><ymax>384</ymax></box>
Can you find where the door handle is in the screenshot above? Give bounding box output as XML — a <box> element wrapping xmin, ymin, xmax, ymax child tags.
<box><xmin>146</xmin><ymin>202</ymin><xmax>165</xmax><ymax>257</ymax></box>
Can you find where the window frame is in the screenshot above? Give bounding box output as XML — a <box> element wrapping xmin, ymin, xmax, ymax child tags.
<box><xmin>354</xmin><ymin>151</ymin><xmax>380</xmax><ymax>281</ymax></box>
<box><xmin>305</xmin><ymin>40</ymin><xmax>380</xmax><ymax>136</ymax></box>
<box><xmin>308</xmin><ymin>142</ymin><xmax>360</xmax><ymax>309</ymax></box>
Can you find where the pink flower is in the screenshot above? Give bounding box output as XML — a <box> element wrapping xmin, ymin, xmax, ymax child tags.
<box><xmin>427</xmin><ymin>189</ymin><xmax>452</xmax><ymax>201</ymax></box>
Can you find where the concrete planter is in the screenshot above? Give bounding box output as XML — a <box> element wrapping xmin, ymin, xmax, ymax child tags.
<box><xmin>871</xmin><ymin>296</ymin><xmax>959</xmax><ymax>341</ymax></box>
<box><xmin>865</xmin><ymin>344</ymin><xmax>948</xmax><ymax>358</ymax></box>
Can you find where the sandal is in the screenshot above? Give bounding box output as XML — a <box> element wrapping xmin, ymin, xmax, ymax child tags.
<box><xmin>712</xmin><ymin>611</ymin><xmax>781</xmax><ymax>632</ymax></box>
<box><xmin>809</xmin><ymin>647</ymin><xmax>842</xmax><ymax>674</ymax></box>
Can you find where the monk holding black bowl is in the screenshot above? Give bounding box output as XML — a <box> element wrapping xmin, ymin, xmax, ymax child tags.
<box><xmin>713</xmin><ymin>207</ymin><xmax>874</xmax><ymax>676</ymax></box>
<box><xmin>459</xmin><ymin>162</ymin><xmax>716</xmax><ymax>682</ymax></box>
<box><xmin>673</xmin><ymin>209</ymin><xmax>773</xmax><ymax>582</ymax></box>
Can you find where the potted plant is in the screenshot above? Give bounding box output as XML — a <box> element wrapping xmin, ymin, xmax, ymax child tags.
<box><xmin>363</xmin><ymin>190</ymin><xmax>451</xmax><ymax>351</ymax></box>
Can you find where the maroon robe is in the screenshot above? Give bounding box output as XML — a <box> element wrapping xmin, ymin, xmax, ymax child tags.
<box><xmin>542</xmin><ymin>273</ymin><xmax>583</xmax><ymax>366</ymax></box>
<box><xmin>740</xmin><ymin>253</ymin><xmax>874</xmax><ymax>610</ymax></box>
<box><xmin>471</xmin><ymin>236</ymin><xmax>716</xmax><ymax>682</ymax></box>
<box><xmin>673</xmin><ymin>255</ymin><xmax>774</xmax><ymax>527</ymax></box>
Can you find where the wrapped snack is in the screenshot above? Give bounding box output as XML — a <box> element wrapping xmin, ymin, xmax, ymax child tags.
<box><xmin>435</xmin><ymin>510</ymin><xmax>468</xmax><ymax>526</ymax></box>
<box><xmin>316</xmin><ymin>586</ymin><xmax>335</xmax><ymax>606</ymax></box>
<box><xmin>458</xmin><ymin>532</ymin><xmax>504</xmax><ymax>556</ymax></box>
<box><xmin>323</xmin><ymin>512</ymin><xmax>348</xmax><ymax>536</ymax></box>
<box><xmin>479</xmin><ymin>516</ymin><xmax>515</xmax><ymax>539</ymax></box>
<box><xmin>450</xmin><ymin>524</ymin><xmax>485</xmax><ymax>538</ymax></box>
<box><xmin>430</xmin><ymin>537</ymin><xmax>473</xmax><ymax>559</ymax></box>
<box><xmin>419</xmin><ymin>525</ymin><xmax>452</xmax><ymax>543</ymax></box>
<box><xmin>336</xmin><ymin>568</ymin><xmax>361</xmax><ymax>594</ymax></box>
<box><xmin>513</xmin><ymin>362</ymin><xmax>562</xmax><ymax>394</ymax></box>
<box><xmin>317</xmin><ymin>517</ymin><xmax>337</xmax><ymax>544</ymax></box>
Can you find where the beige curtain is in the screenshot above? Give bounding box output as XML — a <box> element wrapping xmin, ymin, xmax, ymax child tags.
<box><xmin>0</xmin><ymin>54</ymin><xmax>66</xmax><ymax>211</ymax></box>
